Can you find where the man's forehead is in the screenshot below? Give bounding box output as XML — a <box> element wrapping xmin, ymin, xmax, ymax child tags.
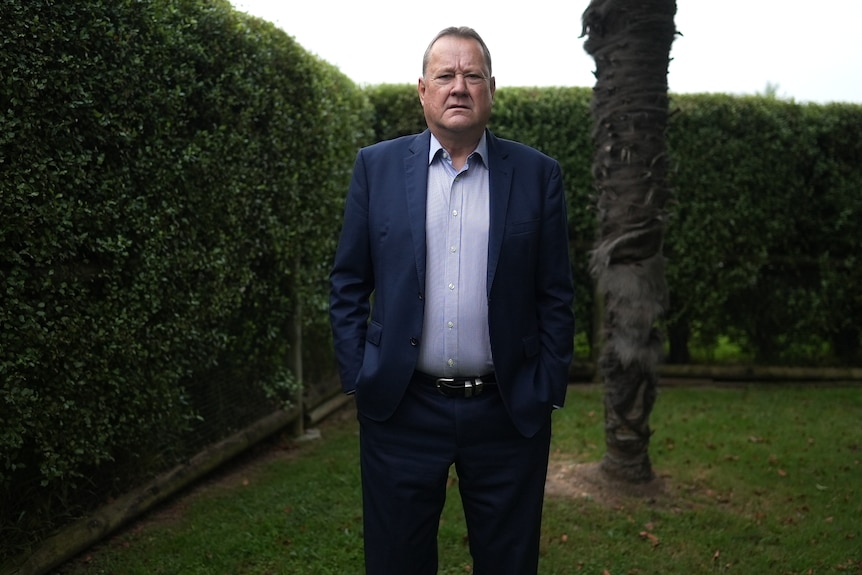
<box><xmin>427</xmin><ymin>40</ymin><xmax>486</xmax><ymax>69</ymax></box>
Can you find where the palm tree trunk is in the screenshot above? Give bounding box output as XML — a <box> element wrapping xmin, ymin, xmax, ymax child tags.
<box><xmin>581</xmin><ymin>0</ymin><xmax>677</xmax><ymax>483</ymax></box>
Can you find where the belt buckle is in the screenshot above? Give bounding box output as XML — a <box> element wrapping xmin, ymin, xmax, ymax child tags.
<box><xmin>435</xmin><ymin>377</ymin><xmax>483</xmax><ymax>398</ymax></box>
<box><xmin>435</xmin><ymin>377</ymin><xmax>454</xmax><ymax>397</ymax></box>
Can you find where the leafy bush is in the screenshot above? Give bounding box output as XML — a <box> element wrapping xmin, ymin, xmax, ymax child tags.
<box><xmin>666</xmin><ymin>96</ymin><xmax>862</xmax><ymax>363</ymax></box>
<box><xmin>0</xmin><ymin>0</ymin><xmax>370</xmax><ymax>556</ymax></box>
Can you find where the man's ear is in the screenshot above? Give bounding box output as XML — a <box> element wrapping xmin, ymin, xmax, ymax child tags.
<box><xmin>417</xmin><ymin>77</ymin><xmax>426</xmax><ymax>105</ymax></box>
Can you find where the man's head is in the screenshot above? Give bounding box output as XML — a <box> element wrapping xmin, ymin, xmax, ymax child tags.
<box><xmin>418</xmin><ymin>27</ymin><xmax>496</xmax><ymax>149</ymax></box>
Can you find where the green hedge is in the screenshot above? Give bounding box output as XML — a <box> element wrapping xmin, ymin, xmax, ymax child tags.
<box><xmin>666</xmin><ymin>95</ymin><xmax>862</xmax><ymax>363</ymax></box>
<box><xmin>1</xmin><ymin>0</ymin><xmax>371</xmax><ymax>555</ymax></box>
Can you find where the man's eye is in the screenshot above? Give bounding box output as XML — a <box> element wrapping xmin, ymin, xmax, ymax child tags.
<box><xmin>432</xmin><ymin>72</ymin><xmax>486</xmax><ymax>86</ymax></box>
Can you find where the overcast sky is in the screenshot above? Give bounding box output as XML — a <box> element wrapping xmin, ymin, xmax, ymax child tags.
<box><xmin>231</xmin><ymin>1</ymin><xmax>862</xmax><ymax>105</ymax></box>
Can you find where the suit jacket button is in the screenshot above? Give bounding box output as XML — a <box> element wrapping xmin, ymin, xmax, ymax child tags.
<box><xmin>410</xmin><ymin>338</ymin><xmax>418</xmax><ymax>346</ymax></box>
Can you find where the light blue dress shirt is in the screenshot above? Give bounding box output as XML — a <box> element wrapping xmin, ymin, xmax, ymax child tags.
<box><xmin>416</xmin><ymin>133</ymin><xmax>495</xmax><ymax>378</ymax></box>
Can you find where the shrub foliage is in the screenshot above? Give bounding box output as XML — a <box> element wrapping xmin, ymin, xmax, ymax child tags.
<box><xmin>1</xmin><ymin>0</ymin><xmax>371</xmax><ymax>555</ymax></box>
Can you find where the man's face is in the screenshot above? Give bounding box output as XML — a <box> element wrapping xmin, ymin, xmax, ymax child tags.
<box><xmin>418</xmin><ymin>35</ymin><xmax>496</xmax><ymax>144</ymax></box>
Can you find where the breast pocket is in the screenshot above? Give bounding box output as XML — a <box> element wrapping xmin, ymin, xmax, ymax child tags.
<box><xmin>507</xmin><ymin>219</ymin><xmax>539</xmax><ymax>237</ymax></box>
<box><xmin>502</xmin><ymin>219</ymin><xmax>540</xmax><ymax>276</ymax></box>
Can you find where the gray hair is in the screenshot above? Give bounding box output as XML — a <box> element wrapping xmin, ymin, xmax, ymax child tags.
<box><xmin>422</xmin><ymin>26</ymin><xmax>493</xmax><ymax>77</ymax></box>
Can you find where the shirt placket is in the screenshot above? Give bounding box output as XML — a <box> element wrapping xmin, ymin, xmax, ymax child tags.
<box><xmin>442</xmin><ymin>165</ymin><xmax>466</xmax><ymax>374</ymax></box>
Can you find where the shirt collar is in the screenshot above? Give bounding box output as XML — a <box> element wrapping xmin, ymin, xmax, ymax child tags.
<box><xmin>428</xmin><ymin>131</ymin><xmax>488</xmax><ymax>168</ymax></box>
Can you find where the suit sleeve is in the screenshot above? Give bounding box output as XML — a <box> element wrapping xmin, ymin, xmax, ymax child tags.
<box><xmin>537</xmin><ymin>160</ymin><xmax>575</xmax><ymax>408</ymax></box>
<box><xmin>329</xmin><ymin>150</ymin><xmax>374</xmax><ymax>394</ymax></box>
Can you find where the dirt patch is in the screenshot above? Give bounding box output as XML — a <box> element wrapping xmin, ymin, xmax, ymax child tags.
<box><xmin>545</xmin><ymin>460</ymin><xmax>669</xmax><ymax>507</ymax></box>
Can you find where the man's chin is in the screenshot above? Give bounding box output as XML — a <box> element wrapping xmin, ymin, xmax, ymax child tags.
<box><xmin>441</xmin><ymin>115</ymin><xmax>476</xmax><ymax>131</ymax></box>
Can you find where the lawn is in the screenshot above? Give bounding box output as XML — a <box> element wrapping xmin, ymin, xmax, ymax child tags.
<box><xmin>58</xmin><ymin>384</ymin><xmax>861</xmax><ymax>574</ymax></box>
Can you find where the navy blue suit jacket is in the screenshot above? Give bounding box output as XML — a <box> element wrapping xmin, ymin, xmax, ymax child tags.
<box><xmin>330</xmin><ymin>129</ymin><xmax>574</xmax><ymax>437</ymax></box>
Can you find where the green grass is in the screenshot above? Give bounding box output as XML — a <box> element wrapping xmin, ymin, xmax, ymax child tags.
<box><xmin>58</xmin><ymin>385</ymin><xmax>861</xmax><ymax>574</ymax></box>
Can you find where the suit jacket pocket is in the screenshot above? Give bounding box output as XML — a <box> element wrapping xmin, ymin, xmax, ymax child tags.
<box><xmin>522</xmin><ymin>334</ymin><xmax>540</xmax><ymax>358</ymax></box>
<box><xmin>366</xmin><ymin>320</ymin><xmax>382</xmax><ymax>346</ymax></box>
<box><xmin>357</xmin><ymin>321</ymin><xmax>383</xmax><ymax>391</ymax></box>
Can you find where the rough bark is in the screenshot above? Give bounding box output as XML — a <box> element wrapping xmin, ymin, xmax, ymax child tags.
<box><xmin>581</xmin><ymin>0</ymin><xmax>677</xmax><ymax>483</ymax></box>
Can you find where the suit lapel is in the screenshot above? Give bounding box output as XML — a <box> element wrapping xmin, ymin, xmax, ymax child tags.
<box><xmin>486</xmin><ymin>131</ymin><xmax>512</xmax><ymax>295</ymax></box>
<box><xmin>404</xmin><ymin>131</ymin><xmax>431</xmax><ymax>291</ymax></box>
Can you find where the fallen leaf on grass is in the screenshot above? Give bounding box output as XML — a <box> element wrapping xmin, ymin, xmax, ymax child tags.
<box><xmin>639</xmin><ymin>530</ymin><xmax>660</xmax><ymax>547</ymax></box>
<box><xmin>834</xmin><ymin>559</ymin><xmax>862</xmax><ymax>571</ymax></box>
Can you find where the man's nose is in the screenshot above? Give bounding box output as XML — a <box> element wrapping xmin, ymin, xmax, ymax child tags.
<box><xmin>450</xmin><ymin>74</ymin><xmax>468</xmax><ymax>92</ymax></box>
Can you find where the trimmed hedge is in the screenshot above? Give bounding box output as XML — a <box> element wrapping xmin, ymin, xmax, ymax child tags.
<box><xmin>666</xmin><ymin>95</ymin><xmax>862</xmax><ymax>363</ymax></box>
<box><xmin>1</xmin><ymin>0</ymin><xmax>371</xmax><ymax>556</ymax></box>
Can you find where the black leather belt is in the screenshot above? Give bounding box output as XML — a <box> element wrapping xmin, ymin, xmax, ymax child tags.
<box><xmin>413</xmin><ymin>371</ymin><xmax>497</xmax><ymax>398</ymax></box>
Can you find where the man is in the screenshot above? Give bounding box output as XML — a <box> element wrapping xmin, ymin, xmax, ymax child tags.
<box><xmin>329</xmin><ymin>26</ymin><xmax>575</xmax><ymax>575</ymax></box>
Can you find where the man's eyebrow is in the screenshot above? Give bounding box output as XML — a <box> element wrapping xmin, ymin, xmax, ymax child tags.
<box><xmin>436</xmin><ymin>66</ymin><xmax>483</xmax><ymax>75</ymax></box>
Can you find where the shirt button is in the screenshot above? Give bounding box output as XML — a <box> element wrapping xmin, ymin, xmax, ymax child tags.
<box><xmin>447</xmin><ymin>321</ymin><xmax>454</xmax><ymax>328</ymax></box>
<box><xmin>447</xmin><ymin>359</ymin><xmax>455</xmax><ymax>367</ymax></box>
<box><xmin>449</xmin><ymin>246</ymin><xmax>456</xmax><ymax>253</ymax></box>
<box><xmin>452</xmin><ymin>210</ymin><xmax>458</xmax><ymax>217</ymax></box>
<box><xmin>410</xmin><ymin>338</ymin><xmax>418</xmax><ymax>346</ymax></box>
<box><xmin>448</xmin><ymin>283</ymin><xmax>455</xmax><ymax>290</ymax></box>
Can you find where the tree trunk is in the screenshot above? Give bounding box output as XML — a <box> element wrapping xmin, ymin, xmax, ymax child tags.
<box><xmin>581</xmin><ymin>0</ymin><xmax>677</xmax><ymax>483</ymax></box>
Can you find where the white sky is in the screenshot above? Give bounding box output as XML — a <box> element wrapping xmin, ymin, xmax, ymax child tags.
<box><xmin>231</xmin><ymin>1</ymin><xmax>862</xmax><ymax>104</ymax></box>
